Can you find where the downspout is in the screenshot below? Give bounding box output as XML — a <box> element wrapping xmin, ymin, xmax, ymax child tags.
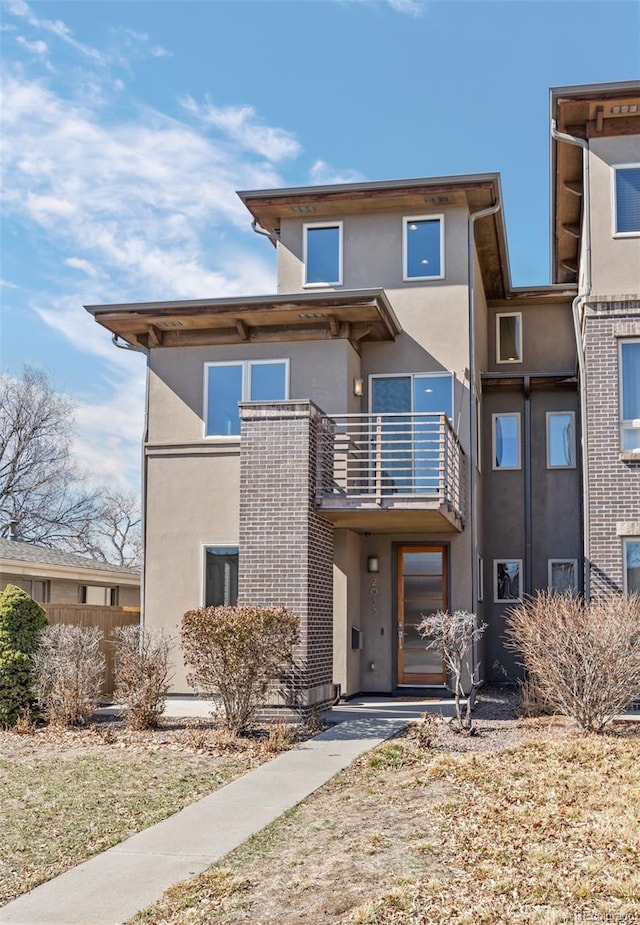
<box><xmin>468</xmin><ymin>199</ymin><xmax>501</xmax><ymax>615</ymax></box>
<box><xmin>251</xmin><ymin>219</ymin><xmax>280</xmax><ymax>243</ymax></box>
<box><xmin>112</xmin><ymin>335</ymin><xmax>150</xmax><ymax>631</ymax></box>
<box><xmin>550</xmin><ymin>120</ymin><xmax>592</xmax><ymax>598</ymax></box>
<box><xmin>468</xmin><ymin>197</ymin><xmax>501</xmax><ymax>693</ymax></box>
<box><xmin>523</xmin><ymin>376</ymin><xmax>532</xmax><ymax>595</ymax></box>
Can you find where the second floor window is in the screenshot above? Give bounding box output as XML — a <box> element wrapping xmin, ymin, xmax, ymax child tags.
<box><xmin>614</xmin><ymin>165</ymin><xmax>640</xmax><ymax>235</ymax></box>
<box><xmin>304</xmin><ymin>222</ymin><xmax>342</xmax><ymax>286</ymax></box>
<box><xmin>620</xmin><ymin>340</ymin><xmax>640</xmax><ymax>451</ymax></box>
<box><xmin>492</xmin><ymin>412</ymin><xmax>521</xmax><ymax>469</ymax></box>
<box><xmin>205</xmin><ymin>359</ymin><xmax>288</xmax><ymax>436</ymax></box>
<box><xmin>546</xmin><ymin>411</ymin><xmax>576</xmax><ymax>468</ymax></box>
<box><xmin>403</xmin><ymin>215</ymin><xmax>444</xmax><ymax>281</ymax></box>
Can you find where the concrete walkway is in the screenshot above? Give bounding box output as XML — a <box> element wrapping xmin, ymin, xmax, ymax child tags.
<box><xmin>0</xmin><ymin>700</ymin><xmax>432</xmax><ymax>925</ymax></box>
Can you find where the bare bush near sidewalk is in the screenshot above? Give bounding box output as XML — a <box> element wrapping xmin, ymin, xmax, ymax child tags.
<box><xmin>181</xmin><ymin>606</ymin><xmax>299</xmax><ymax>733</ymax></box>
<box><xmin>505</xmin><ymin>591</ymin><xmax>640</xmax><ymax>732</ymax></box>
<box><xmin>418</xmin><ymin>610</ymin><xmax>487</xmax><ymax>733</ymax></box>
<box><xmin>114</xmin><ymin>626</ymin><xmax>173</xmax><ymax>730</ymax></box>
<box><xmin>32</xmin><ymin>625</ymin><xmax>104</xmax><ymax>726</ymax></box>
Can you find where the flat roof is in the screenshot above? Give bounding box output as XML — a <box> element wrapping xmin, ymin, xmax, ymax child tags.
<box><xmin>86</xmin><ymin>289</ymin><xmax>402</xmax><ymax>351</ymax></box>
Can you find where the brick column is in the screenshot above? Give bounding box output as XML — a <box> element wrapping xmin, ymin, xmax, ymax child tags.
<box><xmin>583</xmin><ymin>299</ymin><xmax>640</xmax><ymax>595</ymax></box>
<box><xmin>238</xmin><ymin>400</ymin><xmax>334</xmax><ymax>716</ymax></box>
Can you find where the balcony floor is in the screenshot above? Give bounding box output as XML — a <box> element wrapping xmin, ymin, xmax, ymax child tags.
<box><xmin>316</xmin><ymin>497</ymin><xmax>463</xmax><ymax>533</ymax></box>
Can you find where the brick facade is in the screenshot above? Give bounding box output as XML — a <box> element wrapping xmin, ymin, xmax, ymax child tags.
<box><xmin>238</xmin><ymin>400</ymin><xmax>334</xmax><ymax>716</ymax></box>
<box><xmin>584</xmin><ymin>298</ymin><xmax>640</xmax><ymax>595</ymax></box>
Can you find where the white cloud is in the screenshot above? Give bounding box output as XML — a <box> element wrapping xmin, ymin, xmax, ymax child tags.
<box><xmin>64</xmin><ymin>257</ymin><xmax>99</xmax><ymax>277</ymax></box>
<box><xmin>309</xmin><ymin>159</ymin><xmax>367</xmax><ymax>186</ymax></box>
<box><xmin>6</xmin><ymin>0</ymin><xmax>108</xmax><ymax>64</ymax></box>
<box><xmin>16</xmin><ymin>35</ymin><xmax>47</xmax><ymax>54</ymax></box>
<box><xmin>181</xmin><ymin>95</ymin><xmax>300</xmax><ymax>163</ymax></box>
<box><xmin>387</xmin><ymin>0</ymin><xmax>424</xmax><ymax>14</ymax></box>
<box><xmin>0</xmin><ymin>279</ymin><xmax>20</xmax><ymax>289</ymax></box>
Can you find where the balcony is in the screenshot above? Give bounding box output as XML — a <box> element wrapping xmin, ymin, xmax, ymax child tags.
<box><xmin>315</xmin><ymin>412</ymin><xmax>466</xmax><ymax>533</ymax></box>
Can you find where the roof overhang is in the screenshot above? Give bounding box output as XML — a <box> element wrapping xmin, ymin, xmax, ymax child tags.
<box><xmin>85</xmin><ymin>289</ymin><xmax>402</xmax><ymax>352</ymax></box>
<box><xmin>0</xmin><ymin>558</ymin><xmax>140</xmax><ymax>586</ymax></box>
<box><xmin>239</xmin><ymin>174</ymin><xmax>511</xmax><ymax>300</ymax></box>
<box><xmin>551</xmin><ymin>80</ymin><xmax>640</xmax><ymax>284</ymax></box>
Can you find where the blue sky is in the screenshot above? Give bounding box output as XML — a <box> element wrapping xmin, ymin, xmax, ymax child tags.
<box><xmin>2</xmin><ymin>0</ymin><xmax>639</xmax><ymax>491</ymax></box>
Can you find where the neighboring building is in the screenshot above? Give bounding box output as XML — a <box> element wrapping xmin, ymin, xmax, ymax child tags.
<box><xmin>0</xmin><ymin>537</ymin><xmax>140</xmax><ymax>608</ymax></box>
<box><xmin>87</xmin><ymin>80</ymin><xmax>639</xmax><ymax>712</ymax></box>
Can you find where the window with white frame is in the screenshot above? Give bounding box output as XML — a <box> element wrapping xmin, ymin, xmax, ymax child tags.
<box><xmin>204</xmin><ymin>546</ymin><xmax>239</xmax><ymax>607</ymax></box>
<box><xmin>496</xmin><ymin>313</ymin><xmax>522</xmax><ymax>364</ymax></box>
<box><xmin>623</xmin><ymin>538</ymin><xmax>640</xmax><ymax>596</ymax></box>
<box><xmin>620</xmin><ymin>340</ymin><xmax>640</xmax><ymax>451</ymax></box>
<box><xmin>492</xmin><ymin>413</ymin><xmax>521</xmax><ymax>469</ymax></box>
<box><xmin>477</xmin><ymin>555</ymin><xmax>484</xmax><ymax>602</ymax></box>
<box><xmin>303</xmin><ymin>222</ymin><xmax>342</xmax><ymax>286</ymax></box>
<box><xmin>494</xmin><ymin>560</ymin><xmax>522</xmax><ymax>602</ymax></box>
<box><xmin>548</xmin><ymin>559</ymin><xmax>578</xmax><ymax>594</ymax></box>
<box><xmin>205</xmin><ymin>359</ymin><xmax>288</xmax><ymax>437</ymax></box>
<box><xmin>613</xmin><ymin>165</ymin><xmax>640</xmax><ymax>236</ymax></box>
<box><xmin>546</xmin><ymin>411</ymin><xmax>576</xmax><ymax>468</ymax></box>
<box><xmin>403</xmin><ymin>215</ymin><xmax>444</xmax><ymax>281</ymax></box>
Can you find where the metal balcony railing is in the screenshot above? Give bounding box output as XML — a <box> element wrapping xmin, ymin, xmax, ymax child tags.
<box><xmin>316</xmin><ymin>412</ymin><xmax>465</xmax><ymax>521</ymax></box>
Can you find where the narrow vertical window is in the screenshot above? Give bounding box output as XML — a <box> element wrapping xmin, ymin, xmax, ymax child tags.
<box><xmin>624</xmin><ymin>539</ymin><xmax>640</xmax><ymax>595</ymax></box>
<box><xmin>496</xmin><ymin>313</ymin><xmax>522</xmax><ymax>363</ymax></box>
<box><xmin>547</xmin><ymin>411</ymin><xmax>576</xmax><ymax>468</ymax></box>
<box><xmin>620</xmin><ymin>340</ymin><xmax>640</xmax><ymax>451</ymax></box>
<box><xmin>403</xmin><ymin>215</ymin><xmax>444</xmax><ymax>280</ymax></box>
<box><xmin>204</xmin><ymin>546</ymin><xmax>239</xmax><ymax>607</ymax></box>
<box><xmin>548</xmin><ymin>560</ymin><xmax>578</xmax><ymax>594</ymax></box>
<box><xmin>477</xmin><ymin>555</ymin><xmax>484</xmax><ymax>602</ymax></box>
<box><xmin>492</xmin><ymin>413</ymin><xmax>521</xmax><ymax>469</ymax></box>
<box><xmin>304</xmin><ymin>223</ymin><xmax>342</xmax><ymax>286</ymax></box>
<box><xmin>614</xmin><ymin>165</ymin><xmax>640</xmax><ymax>235</ymax></box>
<box><xmin>494</xmin><ymin>560</ymin><xmax>522</xmax><ymax>603</ymax></box>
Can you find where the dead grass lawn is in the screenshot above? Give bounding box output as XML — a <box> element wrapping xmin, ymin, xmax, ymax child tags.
<box><xmin>130</xmin><ymin>715</ymin><xmax>640</xmax><ymax>925</ymax></box>
<box><xmin>0</xmin><ymin>719</ymin><xmax>277</xmax><ymax>906</ymax></box>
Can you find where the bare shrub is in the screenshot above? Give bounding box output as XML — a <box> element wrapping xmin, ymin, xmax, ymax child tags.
<box><xmin>181</xmin><ymin>605</ymin><xmax>299</xmax><ymax>734</ymax></box>
<box><xmin>418</xmin><ymin>610</ymin><xmax>487</xmax><ymax>733</ymax></box>
<box><xmin>505</xmin><ymin>591</ymin><xmax>640</xmax><ymax>733</ymax></box>
<box><xmin>516</xmin><ymin>676</ymin><xmax>556</xmax><ymax>718</ymax></box>
<box><xmin>264</xmin><ymin>722</ymin><xmax>296</xmax><ymax>754</ymax></box>
<box><xmin>32</xmin><ymin>625</ymin><xmax>104</xmax><ymax>726</ymax></box>
<box><xmin>113</xmin><ymin>626</ymin><xmax>172</xmax><ymax>730</ymax></box>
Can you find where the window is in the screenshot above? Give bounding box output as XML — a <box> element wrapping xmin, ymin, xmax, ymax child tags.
<box><xmin>620</xmin><ymin>340</ymin><xmax>640</xmax><ymax>451</ymax></box>
<box><xmin>624</xmin><ymin>539</ymin><xmax>640</xmax><ymax>595</ymax></box>
<box><xmin>496</xmin><ymin>313</ymin><xmax>522</xmax><ymax>364</ymax></box>
<box><xmin>303</xmin><ymin>222</ymin><xmax>342</xmax><ymax>286</ymax></box>
<box><xmin>614</xmin><ymin>165</ymin><xmax>640</xmax><ymax>235</ymax></box>
<box><xmin>548</xmin><ymin>559</ymin><xmax>578</xmax><ymax>594</ymax></box>
<box><xmin>546</xmin><ymin>411</ymin><xmax>576</xmax><ymax>468</ymax></box>
<box><xmin>477</xmin><ymin>555</ymin><xmax>484</xmax><ymax>602</ymax></box>
<box><xmin>403</xmin><ymin>215</ymin><xmax>444</xmax><ymax>281</ymax></box>
<box><xmin>492</xmin><ymin>413</ymin><xmax>521</xmax><ymax>469</ymax></box>
<box><xmin>204</xmin><ymin>546</ymin><xmax>238</xmax><ymax>606</ymax></box>
<box><xmin>494</xmin><ymin>560</ymin><xmax>522</xmax><ymax>603</ymax></box>
<box><xmin>20</xmin><ymin>579</ymin><xmax>49</xmax><ymax>603</ymax></box>
<box><xmin>205</xmin><ymin>359</ymin><xmax>288</xmax><ymax>437</ymax></box>
<box><xmin>77</xmin><ymin>585</ymin><xmax>117</xmax><ymax>605</ymax></box>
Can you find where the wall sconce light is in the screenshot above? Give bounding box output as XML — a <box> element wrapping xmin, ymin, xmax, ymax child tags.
<box><xmin>367</xmin><ymin>555</ymin><xmax>379</xmax><ymax>573</ymax></box>
<box><xmin>353</xmin><ymin>377</ymin><xmax>364</xmax><ymax>398</ymax></box>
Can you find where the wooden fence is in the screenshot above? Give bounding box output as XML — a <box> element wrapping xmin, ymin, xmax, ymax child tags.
<box><xmin>43</xmin><ymin>603</ymin><xmax>141</xmax><ymax>700</ymax></box>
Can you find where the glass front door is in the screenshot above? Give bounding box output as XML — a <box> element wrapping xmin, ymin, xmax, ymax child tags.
<box><xmin>396</xmin><ymin>545</ymin><xmax>447</xmax><ymax>685</ymax></box>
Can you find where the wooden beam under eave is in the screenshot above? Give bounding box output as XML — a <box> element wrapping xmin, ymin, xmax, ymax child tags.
<box><xmin>147</xmin><ymin>325</ymin><xmax>164</xmax><ymax>347</ymax></box>
<box><xmin>235</xmin><ymin>319</ymin><xmax>249</xmax><ymax>341</ymax></box>
<box><xmin>327</xmin><ymin>315</ymin><xmax>339</xmax><ymax>337</ymax></box>
<box><xmin>563</xmin><ymin>181</ymin><xmax>583</xmax><ymax>197</ymax></box>
<box><xmin>562</xmin><ymin>223</ymin><xmax>581</xmax><ymax>239</ymax></box>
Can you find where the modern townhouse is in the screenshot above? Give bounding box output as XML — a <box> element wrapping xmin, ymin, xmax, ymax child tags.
<box><xmin>87</xmin><ymin>79</ymin><xmax>640</xmax><ymax>713</ymax></box>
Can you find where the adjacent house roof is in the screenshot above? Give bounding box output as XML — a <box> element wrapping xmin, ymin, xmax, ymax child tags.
<box><xmin>0</xmin><ymin>538</ymin><xmax>140</xmax><ymax>584</ymax></box>
<box><xmin>551</xmin><ymin>80</ymin><xmax>640</xmax><ymax>285</ymax></box>
<box><xmin>85</xmin><ymin>289</ymin><xmax>402</xmax><ymax>352</ymax></box>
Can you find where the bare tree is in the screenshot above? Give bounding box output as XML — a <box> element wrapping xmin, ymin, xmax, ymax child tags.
<box><xmin>0</xmin><ymin>367</ymin><xmax>142</xmax><ymax>566</ymax></box>
<box><xmin>86</xmin><ymin>489</ymin><xmax>142</xmax><ymax>568</ymax></box>
<box><xmin>0</xmin><ymin>367</ymin><xmax>100</xmax><ymax>548</ymax></box>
